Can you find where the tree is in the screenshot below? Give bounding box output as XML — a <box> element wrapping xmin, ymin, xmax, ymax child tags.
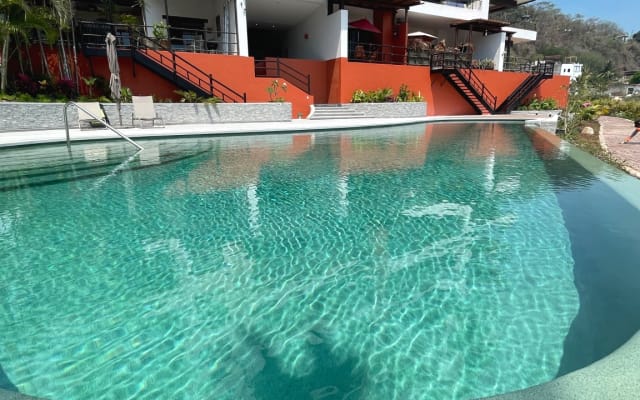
<box><xmin>0</xmin><ymin>0</ymin><xmax>30</xmax><ymax>92</ymax></box>
<box><xmin>630</xmin><ymin>72</ymin><xmax>640</xmax><ymax>84</ymax></box>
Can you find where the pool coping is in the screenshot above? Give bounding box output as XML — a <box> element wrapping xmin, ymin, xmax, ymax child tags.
<box><xmin>0</xmin><ymin>113</ymin><xmax>555</xmax><ymax>149</ymax></box>
<box><xmin>3</xmin><ymin>113</ymin><xmax>639</xmax><ymax>400</ymax></box>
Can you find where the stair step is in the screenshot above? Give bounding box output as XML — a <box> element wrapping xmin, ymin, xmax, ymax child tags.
<box><xmin>309</xmin><ymin>104</ymin><xmax>367</xmax><ymax>119</ymax></box>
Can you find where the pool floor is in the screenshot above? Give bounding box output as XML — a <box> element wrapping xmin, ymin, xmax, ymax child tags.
<box><xmin>1</xmin><ymin>122</ymin><xmax>638</xmax><ymax>399</ymax></box>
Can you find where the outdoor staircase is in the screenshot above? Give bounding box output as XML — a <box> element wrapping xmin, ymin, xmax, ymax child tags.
<box><xmin>430</xmin><ymin>52</ymin><xmax>497</xmax><ymax>115</ymax></box>
<box><xmin>79</xmin><ymin>24</ymin><xmax>246</xmax><ymax>103</ymax></box>
<box><xmin>496</xmin><ymin>62</ymin><xmax>555</xmax><ymax>114</ymax></box>
<box><xmin>133</xmin><ymin>42</ymin><xmax>246</xmax><ymax>103</ymax></box>
<box><xmin>255</xmin><ymin>58</ymin><xmax>311</xmax><ymax>94</ymax></box>
<box><xmin>443</xmin><ymin>70</ymin><xmax>494</xmax><ymax>115</ymax></box>
<box><xmin>309</xmin><ymin>104</ymin><xmax>366</xmax><ymax>119</ymax></box>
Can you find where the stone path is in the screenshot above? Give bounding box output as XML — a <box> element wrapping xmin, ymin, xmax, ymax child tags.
<box><xmin>598</xmin><ymin>116</ymin><xmax>640</xmax><ymax>178</ymax></box>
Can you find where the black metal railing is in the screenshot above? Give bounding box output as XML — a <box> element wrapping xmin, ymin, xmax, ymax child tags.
<box><xmin>255</xmin><ymin>58</ymin><xmax>311</xmax><ymax>94</ymax></box>
<box><xmin>348</xmin><ymin>41</ymin><xmax>409</xmax><ymax>65</ymax></box>
<box><xmin>135</xmin><ymin>36</ymin><xmax>246</xmax><ymax>103</ymax></box>
<box><xmin>77</xmin><ymin>21</ymin><xmax>245</xmax><ymax>103</ymax></box>
<box><xmin>79</xmin><ymin>21</ymin><xmax>238</xmax><ymax>55</ymax></box>
<box><xmin>431</xmin><ymin>51</ymin><xmax>497</xmax><ymax>112</ymax></box>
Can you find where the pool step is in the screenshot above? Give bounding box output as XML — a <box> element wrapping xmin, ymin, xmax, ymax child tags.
<box><xmin>309</xmin><ymin>104</ymin><xmax>367</xmax><ymax>120</ymax></box>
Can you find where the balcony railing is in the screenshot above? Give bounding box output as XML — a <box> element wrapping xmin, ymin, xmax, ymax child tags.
<box><xmin>78</xmin><ymin>21</ymin><xmax>238</xmax><ymax>55</ymax></box>
<box><xmin>348</xmin><ymin>42</ymin><xmax>410</xmax><ymax>65</ymax></box>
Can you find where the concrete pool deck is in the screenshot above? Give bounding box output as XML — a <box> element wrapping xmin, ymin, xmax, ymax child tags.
<box><xmin>1</xmin><ymin>113</ymin><xmax>639</xmax><ymax>400</ymax></box>
<box><xmin>0</xmin><ymin>113</ymin><xmax>556</xmax><ymax>148</ymax></box>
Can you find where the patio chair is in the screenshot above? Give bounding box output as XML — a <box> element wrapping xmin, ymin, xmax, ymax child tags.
<box><xmin>77</xmin><ymin>102</ymin><xmax>108</xmax><ymax>129</ymax></box>
<box><xmin>132</xmin><ymin>96</ymin><xmax>165</xmax><ymax>128</ymax></box>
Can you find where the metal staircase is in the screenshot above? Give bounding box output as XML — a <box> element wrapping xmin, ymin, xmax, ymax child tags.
<box><xmin>133</xmin><ymin>38</ymin><xmax>246</xmax><ymax>103</ymax></box>
<box><xmin>496</xmin><ymin>62</ymin><xmax>555</xmax><ymax>114</ymax></box>
<box><xmin>78</xmin><ymin>22</ymin><xmax>246</xmax><ymax>103</ymax></box>
<box><xmin>431</xmin><ymin>52</ymin><xmax>497</xmax><ymax>115</ymax></box>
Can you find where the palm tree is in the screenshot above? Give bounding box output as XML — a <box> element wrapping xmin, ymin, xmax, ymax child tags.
<box><xmin>0</xmin><ymin>0</ymin><xmax>30</xmax><ymax>92</ymax></box>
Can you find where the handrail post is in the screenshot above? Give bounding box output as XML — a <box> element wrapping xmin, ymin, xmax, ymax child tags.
<box><xmin>64</xmin><ymin>102</ymin><xmax>71</xmax><ymax>147</ymax></box>
<box><xmin>63</xmin><ymin>101</ymin><xmax>143</xmax><ymax>150</ymax></box>
<box><xmin>172</xmin><ymin>52</ymin><xmax>177</xmax><ymax>80</ymax></box>
<box><xmin>209</xmin><ymin>74</ymin><xmax>214</xmax><ymax>97</ymax></box>
<box><xmin>307</xmin><ymin>74</ymin><xmax>311</xmax><ymax>94</ymax></box>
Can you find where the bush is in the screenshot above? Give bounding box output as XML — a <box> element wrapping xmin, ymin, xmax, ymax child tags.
<box><xmin>351</xmin><ymin>84</ymin><xmax>424</xmax><ymax>103</ymax></box>
<box><xmin>518</xmin><ymin>97</ymin><xmax>558</xmax><ymax>111</ymax></box>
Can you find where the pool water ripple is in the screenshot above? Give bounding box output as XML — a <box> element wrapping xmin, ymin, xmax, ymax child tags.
<box><xmin>0</xmin><ymin>124</ymin><xmax>592</xmax><ymax>399</ymax></box>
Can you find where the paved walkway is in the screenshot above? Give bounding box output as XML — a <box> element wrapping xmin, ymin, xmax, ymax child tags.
<box><xmin>598</xmin><ymin>116</ymin><xmax>640</xmax><ymax>178</ymax></box>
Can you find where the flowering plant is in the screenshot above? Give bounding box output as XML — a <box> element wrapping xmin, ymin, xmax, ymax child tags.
<box><xmin>266</xmin><ymin>79</ymin><xmax>287</xmax><ymax>102</ymax></box>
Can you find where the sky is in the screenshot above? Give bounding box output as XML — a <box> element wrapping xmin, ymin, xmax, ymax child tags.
<box><xmin>547</xmin><ymin>0</ymin><xmax>639</xmax><ymax>35</ymax></box>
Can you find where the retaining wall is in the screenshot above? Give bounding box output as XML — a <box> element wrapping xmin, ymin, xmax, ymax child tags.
<box><xmin>0</xmin><ymin>102</ymin><xmax>292</xmax><ymax>131</ymax></box>
<box><xmin>348</xmin><ymin>102</ymin><xmax>427</xmax><ymax>118</ymax></box>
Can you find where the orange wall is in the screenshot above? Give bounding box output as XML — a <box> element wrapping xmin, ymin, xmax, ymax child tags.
<box><xmin>85</xmin><ymin>55</ymin><xmax>180</xmax><ymax>100</ymax></box>
<box><xmin>472</xmin><ymin>70</ymin><xmax>570</xmax><ymax>109</ymax></box>
<box><xmin>473</xmin><ymin>70</ymin><xmax>530</xmax><ymax>105</ymax></box>
<box><xmin>265</xmin><ymin>57</ymin><xmax>328</xmax><ymax>104</ymax></box>
<box><xmin>531</xmin><ymin>75</ymin><xmax>570</xmax><ymax>108</ymax></box>
<box><xmin>178</xmin><ymin>53</ymin><xmax>314</xmax><ymax>117</ymax></box>
<box><xmin>328</xmin><ymin>58</ymin><xmax>432</xmax><ymax>111</ymax></box>
<box><xmin>430</xmin><ymin>74</ymin><xmax>476</xmax><ymax>116</ymax></box>
<box><xmin>430</xmin><ymin>70</ymin><xmax>570</xmax><ymax>115</ymax></box>
<box><xmin>17</xmin><ymin>46</ymin><xmax>570</xmax><ymax>117</ymax></box>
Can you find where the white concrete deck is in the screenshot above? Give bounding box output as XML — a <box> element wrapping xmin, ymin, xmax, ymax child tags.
<box><xmin>0</xmin><ymin>113</ymin><xmax>556</xmax><ymax>148</ymax></box>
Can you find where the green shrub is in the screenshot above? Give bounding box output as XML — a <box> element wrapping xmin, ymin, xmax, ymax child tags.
<box><xmin>518</xmin><ymin>97</ymin><xmax>558</xmax><ymax>111</ymax></box>
<box><xmin>351</xmin><ymin>85</ymin><xmax>424</xmax><ymax>103</ymax></box>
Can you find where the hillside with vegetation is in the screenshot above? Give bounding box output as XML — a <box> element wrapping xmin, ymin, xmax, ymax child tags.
<box><xmin>492</xmin><ymin>1</ymin><xmax>640</xmax><ymax>76</ymax></box>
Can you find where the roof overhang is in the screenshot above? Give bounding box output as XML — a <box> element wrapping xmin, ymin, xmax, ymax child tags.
<box><xmin>450</xmin><ymin>18</ymin><xmax>510</xmax><ymax>34</ymax></box>
<box><xmin>489</xmin><ymin>0</ymin><xmax>537</xmax><ymax>13</ymax></box>
<box><xmin>334</xmin><ymin>0</ymin><xmax>422</xmax><ymax>10</ymax></box>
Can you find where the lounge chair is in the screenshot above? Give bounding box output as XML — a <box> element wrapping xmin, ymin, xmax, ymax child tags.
<box><xmin>77</xmin><ymin>102</ymin><xmax>108</xmax><ymax>129</ymax></box>
<box><xmin>132</xmin><ymin>96</ymin><xmax>165</xmax><ymax>128</ymax></box>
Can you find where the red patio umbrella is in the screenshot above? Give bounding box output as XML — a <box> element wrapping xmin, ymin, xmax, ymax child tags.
<box><xmin>348</xmin><ymin>18</ymin><xmax>382</xmax><ymax>34</ymax></box>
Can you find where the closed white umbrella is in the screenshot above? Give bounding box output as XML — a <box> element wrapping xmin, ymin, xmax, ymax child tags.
<box><xmin>105</xmin><ymin>32</ymin><xmax>122</xmax><ymax>125</ymax></box>
<box><xmin>408</xmin><ymin>31</ymin><xmax>438</xmax><ymax>39</ymax></box>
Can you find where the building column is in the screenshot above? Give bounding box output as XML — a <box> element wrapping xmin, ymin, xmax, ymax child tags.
<box><xmin>235</xmin><ymin>0</ymin><xmax>249</xmax><ymax>56</ymax></box>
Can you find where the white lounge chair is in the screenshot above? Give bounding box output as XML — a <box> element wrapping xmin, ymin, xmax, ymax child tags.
<box><xmin>132</xmin><ymin>96</ymin><xmax>165</xmax><ymax>128</ymax></box>
<box><xmin>77</xmin><ymin>102</ymin><xmax>108</xmax><ymax>129</ymax></box>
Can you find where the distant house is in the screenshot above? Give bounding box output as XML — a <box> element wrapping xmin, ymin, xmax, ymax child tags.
<box><xmin>607</xmin><ymin>83</ymin><xmax>640</xmax><ymax>97</ymax></box>
<box><xmin>559</xmin><ymin>62</ymin><xmax>583</xmax><ymax>81</ymax></box>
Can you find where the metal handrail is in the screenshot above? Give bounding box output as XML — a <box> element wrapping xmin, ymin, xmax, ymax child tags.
<box><xmin>257</xmin><ymin>58</ymin><xmax>311</xmax><ymax>94</ymax></box>
<box><xmin>431</xmin><ymin>51</ymin><xmax>497</xmax><ymax>111</ymax></box>
<box><xmin>137</xmin><ymin>36</ymin><xmax>247</xmax><ymax>103</ymax></box>
<box><xmin>63</xmin><ymin>102</ymin><xmax>144</xmax><ymax>150</ymax></box>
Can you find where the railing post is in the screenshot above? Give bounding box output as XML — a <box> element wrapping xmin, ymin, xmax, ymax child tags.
<box><xmin>209</xmin><ymin>74</ymin><xmax>214</xmax><ymax>97</ymax></box>
<box><xmin>307</xmin><ymin>74</ymin><xmax>311</xmax><ymax>95</ymax></box>
<box><xmin>172</xmin><ymin>52</ymin><xmax>177</xmax><ymax>80</ymax></box>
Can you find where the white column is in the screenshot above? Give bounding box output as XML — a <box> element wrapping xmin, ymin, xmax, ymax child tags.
<box><xmin>235</xmin><ymin>0</ymin><xmax>249</xmax><ymax>56</ymax></box>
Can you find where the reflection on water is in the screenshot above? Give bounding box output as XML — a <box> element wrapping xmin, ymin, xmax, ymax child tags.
<box><xmin>1</xmin><ymin>123</ymin><xmax>624</xmax><ymax>399</ymax></box>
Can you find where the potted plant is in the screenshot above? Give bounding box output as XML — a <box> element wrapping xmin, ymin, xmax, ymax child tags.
<box><xmin>152</xmin><ymin>21</ymin><xmax>170</xmax><ymax>49</ymax></box>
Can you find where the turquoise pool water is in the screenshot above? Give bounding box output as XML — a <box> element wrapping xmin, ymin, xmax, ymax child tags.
<box><xmin>1</xmin><ymin>123</ymin><xmax>639</xmax><ymax>399</ymax></box>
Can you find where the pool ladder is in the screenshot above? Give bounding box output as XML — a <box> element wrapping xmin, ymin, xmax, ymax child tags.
<box><xmin>63</xmin><ymin>102</ymin><xmax>144</xmax><ymax>150</ymax></box>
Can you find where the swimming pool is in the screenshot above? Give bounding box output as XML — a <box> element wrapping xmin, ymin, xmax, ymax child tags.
<box><xmin>1</xmin><ymin>122</ymin><xmax>639</xmax><ymax>399</ymax></box>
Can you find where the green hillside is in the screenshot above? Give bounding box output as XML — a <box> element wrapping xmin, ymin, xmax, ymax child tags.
<box><xmin>491</xmin><ymin>1</ymin><xmax>640</xmax><ymax>75</ymax></box>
